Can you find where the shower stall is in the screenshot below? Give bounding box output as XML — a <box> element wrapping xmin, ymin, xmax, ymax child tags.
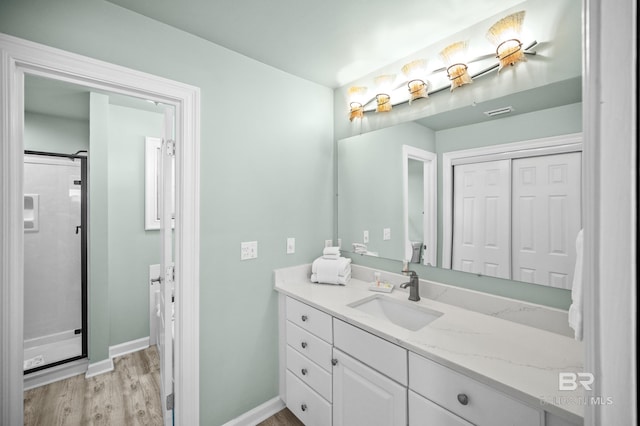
<box><xmin>23</xmin><ymin>151</ymin><xmax>88</xmax><ymax>373</ymax></box>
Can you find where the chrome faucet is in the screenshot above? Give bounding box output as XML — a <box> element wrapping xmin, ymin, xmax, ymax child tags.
<box><xmin>400</xmin><ymin>270</ymin><xmax>420</xmax><ymax>302</ymax></box>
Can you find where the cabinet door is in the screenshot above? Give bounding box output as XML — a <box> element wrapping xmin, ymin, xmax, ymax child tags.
<box><xmin>333</xmin><ymin>348</ymin><xmax>406</xmax><ymax>426</ymax></box>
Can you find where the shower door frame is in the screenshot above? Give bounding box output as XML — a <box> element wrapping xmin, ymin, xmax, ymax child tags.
<box><xmin>1</xmin><ymin>33</ymin><xmax>201</xmax><ymax>426</ymax></box>
<box><xmin>22</xmin><ymin>150</ymin><xmax>88</xmax><ymax>374</ymax></box>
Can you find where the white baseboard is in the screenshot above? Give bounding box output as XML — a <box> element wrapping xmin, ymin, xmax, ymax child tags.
<box><xmin>221</xmin><ymin>397</ymin><xmax>285</xmax><ymax>426</ymax></box>
<box><xmin>87</xmin><ymin>336</ymin><xmax>150</xmax><ymax>378</ymax></box>
<box><xmin>85</xmin><ymin>357</ymin><xmax>114</xmax><ymax>378</ymax></box>
<box><xmin>109</xmin><ymin>336</ymin><xmax>150</xmax><ymax>359</ymax></box>
<box><xmin>24</xmin><ymin>358</ymin><xmax>89</xmax><ymax>390</ymax></box>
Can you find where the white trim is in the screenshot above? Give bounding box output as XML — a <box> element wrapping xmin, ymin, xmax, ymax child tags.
<box><xmin>24</xmin><ymin>358</ymin><xmax>89</xmax><ymax>391</ymax></box>
<box><xmin>440</xmin><ymin>133</ymin><xmax>583</xmax><ymax>269</ymax></box>
<box><xmin>401</xmin><ymin>145</ymin><xmax>437</xmax><ymax>266</ymax></box>
<box><xmin>85</xmin><ymin>357</ymin><xmax>115</xmax><ymax>378</ymax></box>
<box><xmin>0</xmin><ymin>33</ymin><xmax>200</xmax><ymax>426</ymax></box>
<box><xmin>109</xmin><ymin>337</ymin><xmax>150</xmax><ymax>360</ymax></box>
<box><xmin>221</xmin><ymin>397</ymin><xmax>286</xmax><ymax>426</ymax></box>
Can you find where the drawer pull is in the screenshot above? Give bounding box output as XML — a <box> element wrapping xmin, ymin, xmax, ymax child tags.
<box><xmin>301</xmin><ymin>341</ymin><xmax>308</xmax><ymax>349</ymax></box>
<box><xmin>331</xmin><ymin>358</ymin><xmax>338</xmax><ymax>366</ymax></box>
<box><xmin>301</xmin><ymin>404</ymin><xmax>307</xmax><ymax>412</ymax></box>
<box><xmin>457</xmin><ymin>393</ymin><xmax>469</xmax><ymax>406</ymax></box>
<box><xmin>301</xmin><ymin>315</ymin><xmax>308</xmax><ymax>322</ymax></box>
<box><xmin>301</xmin><ymin>368</ymin><xmax>308</xmax><ymax>376</ymax></box>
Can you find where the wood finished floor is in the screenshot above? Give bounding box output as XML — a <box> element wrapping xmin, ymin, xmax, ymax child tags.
<box><xmin>257</xmin><ymin>408</ymin><xmax>304</xmax><ymax>426</ymax></box>
<box><xmin>24</xmin><ymin>346</ymin><xmax>163</xmax><ymax>426</ymax></box>
<box><xmin>25</xmin><ymin>346</ymin><xmax>302</xmax><ymax>426</ymax></box>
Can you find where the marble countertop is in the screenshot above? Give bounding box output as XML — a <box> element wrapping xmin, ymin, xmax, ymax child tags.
<box><xmin>274</xmin><ymin>264</ymin><xmax>584</xmax><ymax>423</ymax></box>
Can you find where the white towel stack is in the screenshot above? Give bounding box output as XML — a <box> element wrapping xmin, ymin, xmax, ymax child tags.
<box><xmin>311</xmin><ymin>247</ymin><xmax>351</xmax><ymax>285</ymax></box>
<box><xmin>568</xmin><ymin>229</ymin><xmax>584</xmax><ymax>341</ymax></box>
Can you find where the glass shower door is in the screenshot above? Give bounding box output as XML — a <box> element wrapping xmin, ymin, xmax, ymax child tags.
<box><xmin>23</xmin><ymin>152</ymin><xmax>87</xmax><ymax>372</ymax></box>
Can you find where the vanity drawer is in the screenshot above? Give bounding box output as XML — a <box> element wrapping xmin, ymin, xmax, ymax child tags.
<box><xmin>286</xmin><ymin>370</ymin><xmax>332</xmax><ymax>426</ymax></box>
<box><xmin>409</xmin><ymin>390</ymin><xmax>473</xmax><ymax>426</ymax></box>
<box><xmin>333</xmin><ymin>319</ymin><xmax>407</xmax><ymax>385</ymax></box>
<box><xmin>286</xmin><ymin>321</ymin><xmax>333</xmax><ymax>372</ymax></box>
<box><xmin>409</xmin><ymin>352</ymin><xmax>542</xmax><ymax>426</ymax></box>
<box><xmin>286</xmin><ymin>297</ymin><xmax>333</xmax><ymax>343</ymax></box>
<box><xmin>286</xmin><ymin>345</ymin><xmax>332</xmax><ymax>402</ymax></box>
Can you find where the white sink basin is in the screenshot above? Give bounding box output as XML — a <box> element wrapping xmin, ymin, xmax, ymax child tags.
<box><xmin>349</xmin><ymin>295</ymin><xmax>443</xmax><ymax>331</ymax></box>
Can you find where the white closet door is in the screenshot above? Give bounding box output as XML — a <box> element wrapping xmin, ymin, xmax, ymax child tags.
<box><xmin>452</xmin><ymin>160</ymin><xmax>510</xmax><ymax>278</ymax></box>
<box><xmin>511</xmin><ymin>152</ymin><xmax>582</xmax><ymax>288</ymax></box>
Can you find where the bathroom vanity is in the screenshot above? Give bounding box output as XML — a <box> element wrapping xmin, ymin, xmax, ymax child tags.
<box><xmin>275</xmin><ymin>264</ymin><xmax>584</xmax><ymax>426</ymax></box>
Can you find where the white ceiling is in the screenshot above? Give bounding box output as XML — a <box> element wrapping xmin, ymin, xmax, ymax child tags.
<box><xmin>105</xmin><ymin>0</ymin><xmax>525</xmax><ymax>88</ymax></box>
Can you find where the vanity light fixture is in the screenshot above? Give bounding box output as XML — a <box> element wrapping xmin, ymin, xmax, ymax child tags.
<box><xmin>486</xmin><ymin>11</ymin><xmax>527</xmax><ymax>71</ymax></box>
<box><xmin>348</xmin><ymin>86</ymin><xmax>368</xmax><ymax>121</ymax></box>
<box><xmin>374</xmin><ymin>74</ymin><xmax>396</xmax><ymax>112</ymax></box>
<box><xmin>401</xmin><ymin>59</ymin><xmax>429</xmax><ymax>104</ymax></box>
<box><xmin>439</xmin><ymin>41</ymin><xmax>473</xmax><ymax>91</ymax></box>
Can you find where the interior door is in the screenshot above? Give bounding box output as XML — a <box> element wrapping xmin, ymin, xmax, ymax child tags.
<box><xmin>158</xmin><ymin>106</ymin><xmax>175</xmax><ymax>425</ymax></box>
<box><xmin>452</xmin><ymin>160</ymin><xmax>511</xmax><ymax>278</ymax></box>
<box><xmin>511</xmin><ymin>152</ymin><xmax>582</xmax><ymax>287</ymax></box>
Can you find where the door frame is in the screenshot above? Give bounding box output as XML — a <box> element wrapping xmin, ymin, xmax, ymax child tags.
<box><xmin>0</xmin><ymin>33</ymin><xmax>201</xmax><ymax>425</ymax></box>
<box><xmin>441</xmin><ymin>132</ymin><xmax>583</xmax><ymax>269</ymax></box>
<box><xmin>402</xmin><ymin>145</ymin><xmax>437</xmax><ymax>266</ymax></box>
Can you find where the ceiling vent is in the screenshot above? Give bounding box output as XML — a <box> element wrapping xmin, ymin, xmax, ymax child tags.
<box><xmin>483</xmin><ymin>106</ymin><xmax>514</xmax><ymax>117</ymax></box>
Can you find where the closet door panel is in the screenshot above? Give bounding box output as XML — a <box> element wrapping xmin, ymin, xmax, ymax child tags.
<box><xmin>452</xmin><ymin>160</ymin><xmax>510</xmax><ymax>278</ymax></box>
<box><xmin>511</xmin><ymin>152</ymin><xmax>582</xmax><ymax>288</ymax></box>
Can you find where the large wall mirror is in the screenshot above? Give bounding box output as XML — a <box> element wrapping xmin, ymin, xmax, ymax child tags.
<box><xmin>337</xmin><ymin>0</ymin><xmax>583</xmax><ymax>291</ymax></box>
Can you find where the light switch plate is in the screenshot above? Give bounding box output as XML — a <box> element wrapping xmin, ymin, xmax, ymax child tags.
<box><xmin>324</xmin><ymin>239</ymin><xmax>333</xmax><ymax>248</ymax></box>
<box><xmin>287</xmin><ymin>237</ymin><xmax>295</xmax><ymax>254</ymax></box>
<box><xmin>383</xmin><ymin>228</ymin><xmax>391</xmax><ymax>240</ymax></box>
<box><xmin>241</xmin><ymin>241</ymin><xmax>258</xmax><ymax>260</ymax></box>
<box><xmin>363</xmin><ymin>230</ymin><xmax>369</xmax><ymax>244</ymax></box>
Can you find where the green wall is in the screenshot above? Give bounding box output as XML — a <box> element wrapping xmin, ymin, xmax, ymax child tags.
<box><xmin>89</xmin><ymin>92</ymin><xmax>110</xmax><ymax>362</ymax></box>
<box><xmin>338</xmin><ymin>121</ymin><xmax>435</xmax><ymax>259</ymax></box>
<box><xmin>107</xmin><ymin>104</ymin><xmax>163</xmax><ymax>346</ymax></box>
<box><xmin>1</xmin><ymin>1</ymin><xmax>334</xmax><ymax>424</ymax></box>
<box><xmin>24</xmin><ymin>111</ymin><xmax>89</xmax><ymax>154</ymax></box>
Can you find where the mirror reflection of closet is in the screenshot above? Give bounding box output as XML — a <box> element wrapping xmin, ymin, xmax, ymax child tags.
<box><xmin>447</xmin><ymin>140</ymin><xmax>582</xmax><ymax>288</ymax></box>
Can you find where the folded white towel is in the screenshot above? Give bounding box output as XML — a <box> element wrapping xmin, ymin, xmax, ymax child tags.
<box><xmin>311</xmin><ymin>256</ymin><xmax>351</xmax><ymax>285</ymax></box>
<box><xmin>323</xmin><ymin>246</ymin><xmax>341</xmax><ymax>256</ymax></box>
<box><xmin>311</xmin><ymin>272</ymin><xmax>351</xmax><ymax>285</ymax></box>
<box><xmin>568</xmin><ymin>229</ymin><xmax>584</xmax><ymax>341</ymax></box>
<box><xmin>322</xmin><ymin>253</ymin><xmax>340</xmax><ymax>260</ymax></box>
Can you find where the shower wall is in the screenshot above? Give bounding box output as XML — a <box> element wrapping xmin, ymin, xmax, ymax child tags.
<box><xmin>23</xmin><ymin>155</ymin><xmax>82</xmax><ymax>342</ymax></box>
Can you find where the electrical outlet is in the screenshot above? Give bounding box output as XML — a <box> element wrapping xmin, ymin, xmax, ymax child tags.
<box><xmin>325</xmin><ymin>239</ymin><xmax>333</xmax><ymax>248</ymax></box>
<box><xmin>287</xmin><ymin>237</ymin><xmax>295</xmax><ymax>254</ymax></box>
<box><xmin>363</xmin><ymin>230</ymin><xmax>369</xmax><ymax>244</ymax></box>
<box><xmin>383</xmin><ymin>228</ymin><xmax>391</xmax><ymax>240</ymax></box>
<box><xmin>240</xmin><ymin>241</ymin><xmax>258</xmax><ymax>260</ymax></box>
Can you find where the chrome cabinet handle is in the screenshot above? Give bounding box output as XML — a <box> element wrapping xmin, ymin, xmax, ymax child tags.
<box><xmin>301</xmin><ymin>404</ymin><xmax>307</xmax><ymax>412</ymax></box>
<box><xmin>301</xmin><ymin>368</ymin><xmax>307</xmax><ymax>375</ymax></box>
<box><xmin>331</xmin><ymin>358</ymin><xmax>338</xmax><ymax>366</ymax></box>
<box><xmin>301</xmin><ymin>341</ymin><xmax>307</xmax><ymax>349</ymax></box>
<box><xmin>457</xmin><ymin>393</ymin><xmax>469</xmax><ymax>405</ymax></box>
<box><xmin>301</xmin><ymin>315</ymin><xmax>308</xmax><ymax>322</ymax></box>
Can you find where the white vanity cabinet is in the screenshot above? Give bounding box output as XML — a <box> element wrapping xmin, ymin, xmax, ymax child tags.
<box><xmin>284</xmin><ymin>297</ymin><xmax>333</xmax><ymax>425</ymax></box>
<box><xmin>279</xmin><ymin>294</ymin><xmax>581</xmax><ymax>426</ymax></box>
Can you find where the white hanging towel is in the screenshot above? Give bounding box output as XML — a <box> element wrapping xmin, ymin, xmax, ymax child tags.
<box><xmin>568</xmin><ymin>229</ymin><xmax>584</xmax><ymax>341</ymax></box>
